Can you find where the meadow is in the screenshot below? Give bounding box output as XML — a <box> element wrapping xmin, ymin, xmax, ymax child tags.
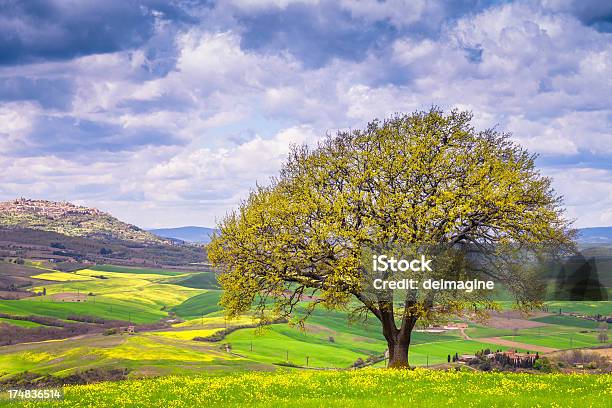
<box><xmin>0</xmin><ymin>262</ymin><xmax>609</xmax><ymax>384</ymax></box>
<box><xmin>2</xmin><ymin>368</ymin><xmax>610</xmax><ymax>407</ymax></box>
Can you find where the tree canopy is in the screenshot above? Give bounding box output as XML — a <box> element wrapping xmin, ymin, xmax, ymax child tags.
<box><xmin>208</xmin><ymin>108</ymin><xmax>573</xmax><ymax>367</ymax></box>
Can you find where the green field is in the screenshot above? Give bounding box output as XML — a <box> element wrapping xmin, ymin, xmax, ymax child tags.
<box><xmin>171</xmin><ymin>291</ymin><xmax>223</xmax><ymax>318</ymax></box>
<box><xmin>502</xmin><ymin>332</ymin><xmax>601</xmax><ymax>349</ymax></box>
<box><xmin>0</xmin><ymin>331</ymin><xmax>271</xmax><ymax>379</ymax></box>
<box><xmin>0</xmin><ymin>263</ymin><xmax>610</xmax><ymax>383</ymax></box>
<box><xmin>0</xmin><ymin>297</ymin><xmax>166</xmax><ymax>324</ymax></box>
<box><xmin>167</xmin><ymin>272</ymin><xmax>220</xmax><ymax>289</ymax></box>
<box><xmin>0</xmin><ymin>317</ymin><xmax>43</xmax><ymax>328</ymax></box>
<box><xmin>543</xmin><ymin>301</ymin><xmax>612</xmax><ymax>315</ymax></box>
<box><xmin>531</xmin><ymin>315</ymin><xmax>603</xmax><ymax>329</ymax></box>
<box><xmin>2</xmin><ymin>369</ymin><xmax>609</xmax><ymax>407</ymax></box>
<box><xmin>0</xmin><ymin>267</ymin><xmax>204</xmax><ymax>324</ymax></box>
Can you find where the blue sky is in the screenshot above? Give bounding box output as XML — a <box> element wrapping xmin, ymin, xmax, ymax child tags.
<box><xmin>0</xmin><ymin>0</ymin><xmax>611</xmax><ymax>228</ymax></box>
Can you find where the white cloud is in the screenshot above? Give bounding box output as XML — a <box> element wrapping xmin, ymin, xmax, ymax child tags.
<box><xmin>229</xmin><ymin>0</ymin><xmax>320</xmax><ymax>11</ymax></box>
<box><xmin>0</xmin><ymin>102</ymin><xmax>38</xmax><ymax>152</ymax></box>
<box><xmin>545</xmin><ymin>167</ymin><xmax>612</xmax><ymax>228</ymax></box>
<box><xmin>1</xmin><ymin>0</ymin><xmax>612</xmax><ymax>228</ymax></box>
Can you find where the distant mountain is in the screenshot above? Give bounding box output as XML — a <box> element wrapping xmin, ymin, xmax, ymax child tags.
<box><xmin>149</xmin><ymin>226</ymin><xmax>218</xmax><ymax>244</ymax></box>
<box><xmin>0</xmin><ymin>198</ymin><xmax>164</xmax><ymax>244</ymax></box>
<box><xmin>577</xmin><ymin>227</ymin><xmax>612</xmax><ymax>244</ymax></box>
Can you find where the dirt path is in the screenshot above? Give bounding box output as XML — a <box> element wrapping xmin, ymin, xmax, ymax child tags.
<box><xmin>459</xmin><ymin>328</ymin><xmax>470</xmax><ymax>340</ymax></box>
<box><xmin>477</xmin><ymin>337</ymin><xmax>559</xmax><ymax>353</ymax></box>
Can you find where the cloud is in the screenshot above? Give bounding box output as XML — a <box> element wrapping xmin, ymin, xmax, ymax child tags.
<box><xmin>0</xmin><ymin>0</ymin><xmax>611</xmax><ymax>228</ymax></box>
<box><xmin>0</xmin><ymin>0</ymin><xmax>198</xmax><ymax>66</ymax></box>
<box><xmin>544</xmin><ymin>166</ymin><xmax>612</xmax><ymax>227</ymax></box>
<box><xmin>0</xmin><ymin>76</ymin><xmax>74</xmax><ymax>109</ymax></box>
<box><xmin>542</xmin><ymin>0</ymin><xmax>612</xmax><ymax>32</ymax></box>
<box><xmin>146</xmin><ymin>125</ymin><xmax>320</xmax><ymax>195</ymax></box>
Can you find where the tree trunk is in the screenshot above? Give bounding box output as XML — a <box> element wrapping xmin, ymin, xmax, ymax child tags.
<box><xmin>386</xmin><ymin>332</ymin><xmax>411</xmax><ymax>368</ymax></box>
<box><xmin>375</xmin><ymin>300</ymin><xmax>417</xmax><ymax>368</ymax></box>
<box><xmin>380</xmin><ymin>308</ymin><xmax>414</xmax><ymax>368</ymax></box>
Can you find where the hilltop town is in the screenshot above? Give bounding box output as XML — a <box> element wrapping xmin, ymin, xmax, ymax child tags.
<box><xmin>0</xmin><ymin>198</ymin><xmax>162</xmax><ymax>244</ymax></box>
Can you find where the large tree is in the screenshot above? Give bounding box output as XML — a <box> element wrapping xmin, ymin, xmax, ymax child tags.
<box><xmin>208</xmin><ymin>108</ymin><xmax>573</xmax><ymax>368</ymax></box>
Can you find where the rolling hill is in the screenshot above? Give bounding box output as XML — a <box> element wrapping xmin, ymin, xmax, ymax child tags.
<box><xmin>0</xmin><ymin>199</ymin><xmax>207</xmax><ymax>267</ymax></box>
<box><xmin>0</xmin><ymin>198</ymin><xmax>163</xmax><ymax>244</ymax></box>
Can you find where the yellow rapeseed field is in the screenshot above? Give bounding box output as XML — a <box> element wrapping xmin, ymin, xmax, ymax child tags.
<box><xmin>7</xmin><ymin>368</ymin><xmax>611</xmax><ymax>407</ymax></box>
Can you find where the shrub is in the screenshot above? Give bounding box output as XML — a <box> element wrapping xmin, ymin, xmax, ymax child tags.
<box><xmin>553</xmin><ymin>350</ymin><xmax>608</xmax><ymax>368</ymax></box>
<box><xmin>533</xmin><ymin>357</ymin><xmax>554</xmax><ymax>373</ymax></box>
<box><xmin>103</xmin><ymin>328</ymin><xmax>118</xmax><ymax>336</ymax></box>
<box><xmin>478</xmin><ymin>361</ymin><xmax>492</xmax><ymax>371</ymax></box>
<box><xmin>468</xmin><ymin>357</ymin><xmax>482</xmax><ymax>366</ymax></box>
<box><xmin>587</xmin><ymin>361</ymin><xmax>598</xmax><ymax>369</ymax></box>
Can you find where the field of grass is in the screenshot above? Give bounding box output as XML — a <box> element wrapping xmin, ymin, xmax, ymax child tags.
<box><xmin>0</xmin><ymin>296</ymin><xmax>166</xmax><ymax>324</ymax></box>
<box><xmin>223</xmin><ymin>323</ymin><xmax>519</xmax><ymax>368</ymax></box>
<box><xmin>464</xmin><ymin>325</ymin><xmax>516</xmax><ymax>338</ymax></box>
<box><xmin>501</xmin><ymin>331</ymin><xmax>602</xmax><ymax>349</ymax></box>
<box><xmin>531</xmin><ymin>315</ymin><xmax>603</xmax><ymax>329</ymax></box>
<box><xmin>167</xmin><ymin>271</ymin><xmax>220</xmax><ymax>289</ymax></box>
<box><xmin>0</xmin><ymin>267</ymin><xmax>204</xmax><ymax>324</ymax></box>
<box><xmin>1</xmin><ymin>262</ymin><xmax>610</xmax><ymax>384</ymax></box>
<box><xmin>152</xmin><ymin>328</ymin><xmax>222</xmax><ymax>340</ymax></box>
<box><xmin>544</xmin><ymin>301</ymin><xmax>612</xmax><ymax>315</ymax></box>
<box><xmin>0</xmin><ymin>331</ymin><xmax>271</xmax><ymax>380</ymax></box>
<box><xmin>171</xmin><ymin>290</ymin><xmax>223</xmax><ymax>318</ymax></box>
<box><xmin>3</xmin><ymin>369</ymin><xmax>610</xmax><ymax>407</ymax></box>
<box><xmin>173</xmin><ymin>315</ymin><xmax>254</xmax><ymax>328</ymax></box>
<box><xmin>0</xmin><ymin>317</ymin><xmax>43</xmax><ymax>328</ymax></box>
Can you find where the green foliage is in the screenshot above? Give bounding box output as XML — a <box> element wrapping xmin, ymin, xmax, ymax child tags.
<box><xmin>209</xmin><ymin>108</ymin><xmax>573</xmax><ymax>366</ymax></box>
<box><xmin>533</xmin><ymin>357</ymin><xmax>555</xmax><ymax>373</ymax></box>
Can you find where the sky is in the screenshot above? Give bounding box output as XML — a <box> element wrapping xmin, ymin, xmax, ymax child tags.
<box><xmin>0</xmin><ymin>0</ymin><xmax>611</xmax><ymax>229</ymax></box>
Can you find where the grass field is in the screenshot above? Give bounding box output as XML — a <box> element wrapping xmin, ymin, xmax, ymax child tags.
<box><xmin>166</xmin><ymin>272</ymin><xmax>220</xmax><ymax>289</ymax></box>
<box><xmin>152</xmin><ymin>328</ymin><xmax>223</xmax><ymax>340</ymax></box>
<box><xmin>0</xmin><ymin>267</ymin><xmax>204</xmax><ymax>324</ymax></box>
<box><xmin>0</xmin><ymin>317</ymin><xmax>43</xmax><ymax>328</ymax></box>
<box><xmin>502</xmin><ymin>332</ymin><xmax>601</xmax><ymax>349</ymax></box>
<box><xmin>0</xmin><ymin>263</ymin><xmax>609</xmax><ymax>383</ymax></box>
<box><xmin>0</xmin><ymin>297</ymin><xmax>166</xmax><ymax>324</ymax></box>
<box><xmin>531</xmin><ymin>315</ymin><xmax>603</xmax><ymax>329</ymax></box>
<box><xmin>2</xmin><ymin>369</ymin><xmax>610</xmax><ymax>407</ymax></box>
<box><xmin>171</xmin><ymin>291</ymin><xmax>223</xmax><ymax>318</ymax></box>
<box><xmin>543</xmin><ymin>301</ymin><xmax>612</xmax><ymax>315</ymax></box>
<box><xmin>0</xmin><ymin>331</ymin><xmax>271</xmax><ymax>379</ymax></box>
<box><xmin>31</xmin><ymin>271</ymin><xmax>95</xmax><ymax>282</ymax></box>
